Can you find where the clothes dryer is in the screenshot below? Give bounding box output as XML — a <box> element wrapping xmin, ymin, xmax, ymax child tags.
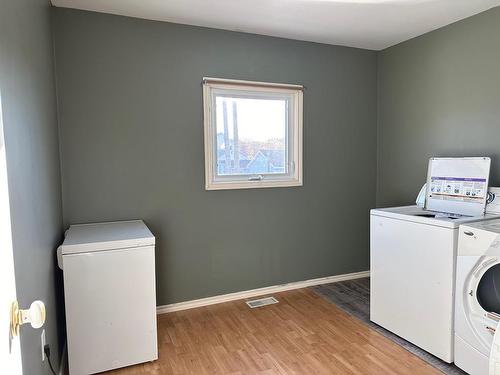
<box><xmin>455</xmin><ymin>219</ymin><xmax>500</xmax><ymax>375</ymax></box>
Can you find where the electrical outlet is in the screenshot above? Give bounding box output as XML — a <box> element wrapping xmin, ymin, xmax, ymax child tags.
<box><xmin>41</xmin><ymin>329</ymin><xmax>46</xmax><ymax>361</ymax></box>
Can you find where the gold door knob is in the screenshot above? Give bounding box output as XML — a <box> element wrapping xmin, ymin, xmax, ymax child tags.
<box><xmin>10</xmin><ymin>300</ymin><xmax>46</xmax><ymax>337</ymax></box>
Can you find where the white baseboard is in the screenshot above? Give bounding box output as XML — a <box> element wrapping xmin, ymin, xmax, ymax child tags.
<box><xmin>157</xmin><ymin>270</ymin><xmax>370</xmax><ymax>314</ymax></box>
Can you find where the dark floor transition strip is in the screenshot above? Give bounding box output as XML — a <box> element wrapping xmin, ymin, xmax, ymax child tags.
<box><xmin>311</xmin><ymin>277</ymin><xmax>466</xmax><ymax>375</ymax></box>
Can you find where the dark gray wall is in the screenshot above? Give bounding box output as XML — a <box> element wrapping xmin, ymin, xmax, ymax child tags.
<box><xmin>53</xmin><ymin>8</ymin><xmax>377</xmax><ymax>305</ymax></box>
<box><xmin>377</xmin><ymin>7</ymin><xmax>500</xmax><ymax>206</ymax></box>
<box><xmin>0</xmin><ymin>0</ymin><xmax>64</xmax><ymax>373</ymax></box>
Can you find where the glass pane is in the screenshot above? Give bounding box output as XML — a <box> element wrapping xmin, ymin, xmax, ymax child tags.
<box><xmin>214</xmin><ymin>95</ymin><xmax>288</xmax><ymax>176</ymax></box>
<box><xmin>477</xmin><ymin>263</ymin><xmax>500</xmax><ymax>314</ymax></box>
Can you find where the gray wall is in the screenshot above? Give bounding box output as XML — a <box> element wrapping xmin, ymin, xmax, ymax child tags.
<box><xmin>377</xmin><ymin>7</ymin><xmax>500</xmax><ymax>206</ymax></box>
<box><xmin>0</xmin><ymin>0</ymin><xmax>64</xmax><ymax>373</ymax></box>
<box><xmin>52</xmin><ymin>8</ymin><xmax>377</xmax><ymax>305</ymax></box>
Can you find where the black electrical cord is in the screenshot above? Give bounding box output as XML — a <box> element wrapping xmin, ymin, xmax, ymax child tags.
<box><xmin>43</xmin><ymin>345</ymin><xmax>57</xmax><ymax>375</ymax></box>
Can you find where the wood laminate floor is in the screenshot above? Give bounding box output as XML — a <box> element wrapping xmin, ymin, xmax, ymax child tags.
<box><xmin>104</xmin><ymin>288</ymin><xmax>439</xmax><ymax>375</ymax></box>
<box><xmin>314</xmin><ymin>278</ymin><xmax>464</xmax><ymax>374</ymax></box>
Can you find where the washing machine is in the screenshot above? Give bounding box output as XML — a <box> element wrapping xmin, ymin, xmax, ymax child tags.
<box><xmin>455</xmin><ymin>219</ymin><xmax>500</xmax><ymax>375</ymax></box>
<box><xmin>371</xmin><ymin>206</ymin><xmax>495</xmax><ymax>363</ymax></box>
<box><xmin>371</xmin><ymin>157</ymin><xmax>494</xmax><ymax>363</ymax></box>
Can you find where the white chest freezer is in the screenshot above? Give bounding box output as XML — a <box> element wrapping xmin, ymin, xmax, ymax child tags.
<box><xmin>58</xmin><ymin>220</ymin><xmax>158</xmax><ymax>375</ymax></box>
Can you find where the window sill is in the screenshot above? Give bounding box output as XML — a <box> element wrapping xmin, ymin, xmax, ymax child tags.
<box><xmin>205</xmin><ymin>178</ymin><xmax>303</xmax><ymax>191</ymax></box>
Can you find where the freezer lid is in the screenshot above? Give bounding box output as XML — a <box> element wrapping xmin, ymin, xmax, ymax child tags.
<box><xmin>60</xmin><ymin>220</ymin><xmax>155</xmax><ymax>255</ymax></box>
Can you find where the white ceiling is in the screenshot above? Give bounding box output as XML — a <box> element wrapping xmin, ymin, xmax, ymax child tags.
<box><xmin>51</xmin><ymin>0</ymin><xmax>500</xmax><ymax>50</ymax></box>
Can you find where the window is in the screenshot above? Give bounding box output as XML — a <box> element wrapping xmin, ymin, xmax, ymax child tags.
<box><xmin>203</xmin><ymin>78</ymin><xmax>303</xmax><ymax>190</ymax></box>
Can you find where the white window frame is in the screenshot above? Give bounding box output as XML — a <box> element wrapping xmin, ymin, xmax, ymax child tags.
<box><xmin>203</xmin><ymin>77</ymin><xmax>303</xmax><ymax>190</ymax></box>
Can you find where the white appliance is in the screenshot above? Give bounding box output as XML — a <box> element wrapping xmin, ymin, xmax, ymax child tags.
<box><xmin>455</xmin><ymin>219</ymin><xmax>500</xmax><ymax>375</ymax></box>
<box><xmin>58</xmin><ymin>220</ymin><xmax>158</xmax><ymax>375</ymax></box>
<box><xmin>370</xmin><ymin>205</ymin><xmax>495</xmax><ymax>362</ymax></box>
<box><xmin>371</xmin><ymin>156</ymin><xmax>494</xmax><ymax>363</ymax></box>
